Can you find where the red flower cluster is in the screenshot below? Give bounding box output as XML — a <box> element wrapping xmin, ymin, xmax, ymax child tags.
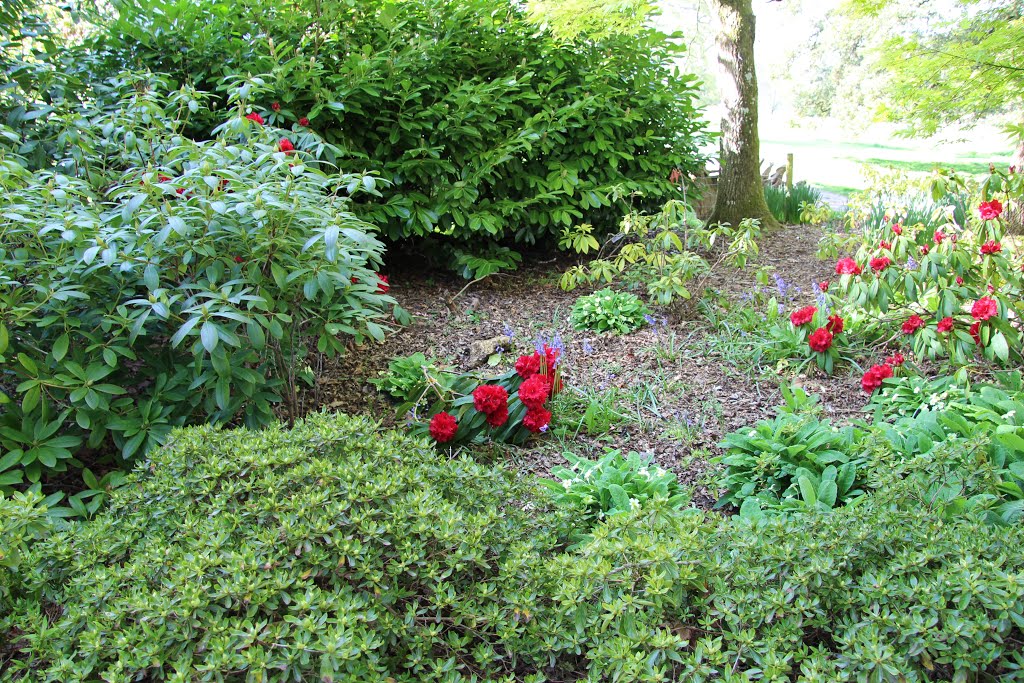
<box><xmin>891</xmin><ymin>223</ymin><xmax>903</xmax><ymax>235</ymax></box>
<box><xmin>523</xmin><ymin>408</ymin><xmax>552</xmax><ymax>433</ymax></box>
<box><xmin>920</xmin><ymin>245</ymin><xmax>930</xmax><ymax>256</ymax></box>
<box><xmin>514</xmin><ymin>348</ymin><xmax>560</xmax><ymax>433</ymax></box>
<box><xmin>377</xmin><ymin>275</ymin><xmax>390</xmax><ymax>293</ymax></box>
<box><xmin>879</xmin><ymin>240</ymin><xmax>891</xmax><ymax>251</ymax></box>
<box><xmin>970</xmin><ymin>321</ymin><xmax>982</xmax><ymax>345</ymax></box>
<box><xmin>901</xmin><ymin>315</ymin><xmax>925</xmax><ymax>335</ymax></box>
<box><xmin>279</xmin><ymin>138</ymin><xmax>295</xmax><ymax>153</ymax></box>
<box><xmin>885</xmin><ymin>352</ymin><xmax>905</xmax><ymax>367</ymax></box>
<box><xmin>979</xmin><ymin>199</ymin><xmax>1003</xmax><ymax>221</ymax></box>
<box><xmin>808</xmin><ymin>327</ymin><xmax>833</xmax><ymax>353</ymax></box>
<box><xmin>271</xmin><ymin>102</ymin><xmax>282</xmax><ymax>112</ymax></box>
<box><xmin>861</xmin><ymin>363</ymin><xmax>893</xmax><ymax>393</ymax></box>
<box><xmin>517</xmin><ymin>374</ymin><xmax>550</xmax><ymax>409</ymax></box>
<box><xmin>981</xmin><ymin>240</ymin><xmax>1002</xmax><ymax>255</ymax></box>
<box><xmin>933</xmin><ymin>230</ymin><xmax>946</xmax><ymax>245</ymax></box>
<box><xmin>790</xmin><ymin>306</ymin><xmax>817</xmax><ymax>327</ymax></box>
<box><xmin>299</xmin><ymin>117</ymin><xmax>310</xmax><ymax>127</ymax></box>
<box><xmin>937</xmin><ymin>317</ymin><xmax>954</xmax><ymax>333</ymax></box>
<box><xmin>429</xmin><ymin>412</ymin><xmax>458</xmax><ymax>443</ymax></box>
<box><xmin>233</xmin><ymin>255</ymin><xmax>244</xmax><ymax>264</ymax></box>
<box><xmin>835</xmin><ymin>258</ymin><xmax>862</xmax><ymax>275</ymax></box>
<box><xmin>473</xmin><ymin>385</ymin><xmax>509</xmax><ymax>427</ymax></box>
<box><xmin>819</xmin><ymin>280</ymin><xmax>829</xmax><ymax>292</ymax></box>
<box><xmin>245</xmin><ymin>112</ymin><xmax>265</xmax><ymax>125</ymax></box>
<box><xmin>971</xmin><ymin>296</ymin><xmax>997</xmax><ymax>321</ymax></box>
<box><xmin>826</xmin><ymin>314</ymin><xmax>844</xmax><ymax>334</ymax></box>
<box><xmin>870</xmin><ymin>256</ymin><xmax>892</xmax><ymax>273</ymax></box>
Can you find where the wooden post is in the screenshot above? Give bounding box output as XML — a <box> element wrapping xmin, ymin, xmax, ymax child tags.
<box><xmin>786</xmin><ymin>153</ymin><xmax>794</xmax><ymax>192</ymax></box>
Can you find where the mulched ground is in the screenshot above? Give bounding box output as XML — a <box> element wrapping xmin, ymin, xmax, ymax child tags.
<box><xmin>305</xmin><ymin>224</ymin><xmax>872</xmax><ymax>510</ymax></box>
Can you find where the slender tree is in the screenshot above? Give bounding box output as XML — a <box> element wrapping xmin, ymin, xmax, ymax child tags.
<box><xmin>707</xmin><ymin>0</ymin><xmax>779</xmax><ymax>229</ymax></box>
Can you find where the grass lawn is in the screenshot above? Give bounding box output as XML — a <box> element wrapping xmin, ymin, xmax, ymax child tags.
<box><xmin>759</xmin><ymin>122</ymin><xmax>1014</xmax><ymax>198</ymax></box>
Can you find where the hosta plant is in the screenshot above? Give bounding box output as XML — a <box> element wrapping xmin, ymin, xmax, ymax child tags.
<box><xmin>569</xmin><ymin>288</ymin><xmax>650</xmax><ymax>334</ymax></box>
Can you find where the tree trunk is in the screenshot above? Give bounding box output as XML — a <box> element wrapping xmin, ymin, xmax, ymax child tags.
<box><xmin>708</xmin><ymin>0</ymin><xmax>780</xmax><ymax>230</ymax></box>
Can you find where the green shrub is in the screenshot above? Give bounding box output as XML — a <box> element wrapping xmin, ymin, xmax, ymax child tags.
<box><xmin>73</xmin><ymin>0</ymin><xmax>709</xmax><ymax>248</ymax></box>
<box><xmin>1</xmin><ymin>413</ymin><xmax>573</xmax><ymax>681</ymax></box>
<box><xmin>570</xmin><ymin>288</ymin><xmax>651</xmax><ymax>334</ymax></box>
<box><xmin>0</xmin><ymin>79</ymin><xmax>402</xmax><ymax>496</ymax></box>
<box><xmin>4</xmin><ymin>412</ymin><xmax>1024</xmax><ymax>681</ymax></box>
<box><xmin>716</xmin><ymin>412</ymin><xmax>869</xmax><ymax>516</ymax></box>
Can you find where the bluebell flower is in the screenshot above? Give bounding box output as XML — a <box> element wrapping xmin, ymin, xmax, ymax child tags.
<box><xmin>644</xmin><ymin>314</ymin><xmax>657</xmax><ymax>326</ymax></box>
<box><xmin>777</xmin><ymin>303</ymin><xmax>785</xmax><ymax>315</ymax></box>
<box><xmin>502</xmin><ymin>323</ymin><xmax>515</xmax><ymax>339</ymax></box>
<box><xmin>905</xmin><ymin>256</ymin><xmax>918</xmax><ymax>270</ymax></box>
<box><xmin>582</xmin><ymin>339</ymin><xmax>595</xmax><ymax>355</ymax></box>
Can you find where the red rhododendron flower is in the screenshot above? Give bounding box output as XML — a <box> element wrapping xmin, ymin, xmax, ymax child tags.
<box><xmin>971</xmin><ymin>296</ymin><xmax>997</xmax><ymax>321</ymax></box>
<box><xmin>981</xmin><ymin>240</ymin><xmax>1002</xmax><ymax>255</ymax></box>
<box><xmin>233</xmin><ymin>255</ymin><xmax>244</xmax><ymax>264</ymax></box>
<box><xmin>271</xmin><ymin>102</ymin><xmax>281</xmax><ymax>112</ymax></box>
<box><xmin>790</xmin><ymin>306</ymin><xmax>817</xmax><ymax>327</ymax></box>
<box><xmin>485</xmin><ymin>404</ymin><xmax>509</xmax><ymax>428</ymax></box>
<box><xmin>835</xmin><ymin>258</ymin><xmax>862</xmax><ymax>275</ymax></box>
<box><xmin>517</xmin><ymin>374</ymin><xmax>550</xmax><ymax>410</ymax></box>
<box><xmin>979</xmin><ymin>199</ymin><xmax>1003</xmax><ymax>220</ymax></box>
<box><xmin>901</xmin><ymin>315</ymin><xmax>925</xmax><ymax>335</ymax></box>
<box><xmin>245</xmin><ymin>112</ymin><xmax>265</xmax><ymax>125</ymax></box>
<box><xmin>808</xmin><ymin>327</ymin><xmax>833</xmax><ymax>353</ymax></box>
<box><xmin>377</xmin><ymin>275</ymin><xmax>389</xmax><ymax>293</ymax></box>
<box><xmin>157</xmin><ymin>174</ymin><xmax>172</xmax><ymax>182</ymax></box>
<box><xmin>861</xmin><ymin>364</ymin><xmax>893</xmax><ymax>393</ymax></box>
<box><xmin>988</xmin><ymin>284</ymin><xmax>995</xmax><ymax>293</ymax></box>
<box><xmin>176</xmin><ymin>187</ymin><xmax>186</xmax><ymax>195</ymax></box>
<box><xmin>933</xmin><ymin>230</ymin><xmax>946</xmax><ymax>244</ymax></box>
<box><xmin>870</xmin><ymin>256</ymin><xmax>892</xmax><ymax>273</ymax></box>
<box><xmin>892</xmin><ymin>224</ymin><xmax>903</xmax><ymax>235</ymax></box>
<box><xmin>299</xmin><ymin>117</ymin><xmax>310</xmax><ymax>126</ymax></box>
<box><xmin>523</xmin><ymin>407</ymin><xmax>552</xmax><ymax>434</ymax></box>
<box><xmin>278</xmin><ymin>138</ymin><xmax>295</xmax><ymax>153</ymax></box>
<box><xmin>429</xmin><ymin>412</ymin><xmax>458</xmax><ymax>443</ymax></box>
<box><xmin>825</xmin><ymin>314</ymin><xmax>844</xmax><ymax>334</ymax></box>
<box><xmin>472</xmin><ymin>385</ymin><xmax>508</xmax><ymax>415</ymax></box>
<box><xmin>819</xmin><ymin>280</ymin><xmax>829</xmax><ymax>292</ymax></box>
<box><xmin>955</xmin><ymin>276</ymin><xmax>964</xmax><ymax>285</ymax></box>
<box><xmin>668</xmin><ymin>168</ymin><xmax>683</xmax><ymax>184</ymax></box>
<box><xmin>920</xmin><ymin>245</ymin><xmax>930</xmax><ymax>256</ymax></box>
<box><xmin>937</xmin><ymin>317</ymin><xmax>954</xmax><ymax>333</ymax></box>
<box><xmin>880</xmin><ymin>240</ymin><xmax>891</xmax><ymax>250</ymax></box>
<box><xmin>886</xmin><ymin>352</ymin><xmax>905</xmax><ymax>367</ymax></box>
<box><xmin>515</xmin><ymin>353</ymin><xmax>541</xmax><ymax>379</ymax></box>
<box><xmin>970</xmin><ymin>321</ymin><xmax>982</xmax><ymax>345</ymax></box>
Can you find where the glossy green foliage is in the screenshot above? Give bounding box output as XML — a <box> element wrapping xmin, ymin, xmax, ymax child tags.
<box><xmin>0</xmin><ymin>78</ymin><xmax>401</xmax><ymax>500</ymax></box>
<box><xmin>81</xmin><ymin>0</ymin><xmax>709</xmax><ymax>246</ymax></box>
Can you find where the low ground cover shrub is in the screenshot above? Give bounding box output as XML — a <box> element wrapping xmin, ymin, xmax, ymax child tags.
<box><xmin>4</xmin><ymin>413</ymin><xmax>1024</xmax><ymax>682</ymax></box>
<box><xmin>0</xmin><ymin>80</ymin><xmax>401</xmax><ymax>500</ymax></box>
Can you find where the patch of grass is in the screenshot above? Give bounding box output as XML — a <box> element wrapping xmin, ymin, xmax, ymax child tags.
<box><xmin>861</xmin><ymin>158</ymin><xmax>997</xmax><ymax>175</ymax></box>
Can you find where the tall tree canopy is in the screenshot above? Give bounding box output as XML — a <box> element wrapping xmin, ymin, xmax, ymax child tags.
<box><xmin>846</xmin><ymin>0</ymin><xmax>1024</xmax><ymax>160</ymax></box>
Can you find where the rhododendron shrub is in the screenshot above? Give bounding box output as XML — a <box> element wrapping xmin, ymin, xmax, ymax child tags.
<box><xmin>831</xmin><ymin>169</ymin><xmax>1023</xmax><ymax>368</ymax></box>
<box><xmin>768</xmin><ymin>301</ymin><xmax>853</xmax><ymax>374</ymax></box>
<box><xmin>378</xmin><ymin>343</ymin><xmax>565</xmax><ymax>448</ymax></box>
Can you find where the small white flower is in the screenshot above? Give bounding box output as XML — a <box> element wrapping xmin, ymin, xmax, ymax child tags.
<box><xmin>1003</xmin><ymin>410</ymin><xmax>1016</xmax><ymax>421</ymax></box>
<box><xmin>629</xmin><ymin>497</ymin><xmax>641</xmax><ymax>510</ymax></box>
<box><xmin>562</xmin><ymin>479</ymin><xmax>573</xmax><ymax>491</ymax></box>
<box><xmin>655</xmin><ymin>468</ymin><xmax>666</xmax><ymax>477</ymax></box>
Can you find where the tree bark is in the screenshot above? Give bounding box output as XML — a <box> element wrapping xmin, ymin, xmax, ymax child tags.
<box><xmin>1009</xmin><ymin>137</ymin><xmax>1024</xmax><ymax>234</ymax></box>
<box><xmin>708</xmin><ymin>0</ymin><xmax>780</xmax><ymax>230</ymax></box>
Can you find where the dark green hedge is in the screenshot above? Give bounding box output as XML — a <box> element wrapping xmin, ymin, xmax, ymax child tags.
<box><xmin>82</xmin><ymin>0</ymin><xmax>708</xmax><ymax>246</ymax></box>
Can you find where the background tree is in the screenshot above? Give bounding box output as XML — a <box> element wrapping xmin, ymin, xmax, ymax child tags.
<box><xmin>707</xmin><ymin>0</ymin><xmax>779</xmax><ymax>229</ymax></box>
<box><xmin>845</xmin><ymin>0</ymin><xmax>1024</xmax><ymax>166</ymax></box>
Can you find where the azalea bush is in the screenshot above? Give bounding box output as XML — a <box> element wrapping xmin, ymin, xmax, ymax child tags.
<box><xmin>0</xmin><ymin>79</ymin><xmax>401</xmax><ymax>498</ymax></box>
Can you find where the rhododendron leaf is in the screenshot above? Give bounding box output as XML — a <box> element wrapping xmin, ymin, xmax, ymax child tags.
<box><xmin>991</xmin><ymin>333</ymin><xmax>1010</xmax><ymax>362</ymax></box>
<box><xmin>798</xmin><ymin>476</ymin><xmax>817</xmax><ymax>506</ymax></box>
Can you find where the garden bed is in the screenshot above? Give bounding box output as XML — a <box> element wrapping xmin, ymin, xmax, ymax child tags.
<box><xmin>310</xmin><ymin>224</ymin><xmax>865</xmax><ymax>508</ymax></box>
